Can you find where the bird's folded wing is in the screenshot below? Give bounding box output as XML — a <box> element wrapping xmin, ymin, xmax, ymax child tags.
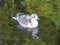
<box><xmin>20</xmin><ymin>16</ymin><xmax>28</xmax><ymax>26</ymax></box>
<box><xmin>19</xmin><ymin>16</ymin><xmax>38</xmax><ymax>28</ymax></box>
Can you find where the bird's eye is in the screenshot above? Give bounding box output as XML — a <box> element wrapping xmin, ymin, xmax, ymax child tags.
<box><xmin>34</xmin><ymin>16</ymin><xmax>35</xmax><ymax>18</ymax></box>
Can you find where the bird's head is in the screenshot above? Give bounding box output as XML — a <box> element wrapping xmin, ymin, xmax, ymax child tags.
<box><xmin>31</xmin><ymin>14</ymin><xmax>39</xmax><ymax>20</ymax></box>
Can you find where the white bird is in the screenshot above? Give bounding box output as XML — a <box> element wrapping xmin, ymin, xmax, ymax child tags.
<box><xmin>12</xmin><ymin>13</ymin><xmax>39</xmax><ymax>28</ymax></box>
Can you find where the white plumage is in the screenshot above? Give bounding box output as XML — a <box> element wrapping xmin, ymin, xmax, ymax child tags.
<box><xmin>12</xmin><ymin>13</ymin><xmax>39</xmax><ymax>28</ymax></box>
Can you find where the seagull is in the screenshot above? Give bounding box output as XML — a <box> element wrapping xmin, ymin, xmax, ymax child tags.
<box><xmin>12</xmin><ymin>13</ymin><xmax>39</xmax><ymax>28</ymax></box>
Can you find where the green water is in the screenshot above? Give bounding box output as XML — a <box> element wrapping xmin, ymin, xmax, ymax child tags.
<box><xmin>0</xmin><ymin>0</ymin><xmax>60</xmax><ymax>45</ymax></box>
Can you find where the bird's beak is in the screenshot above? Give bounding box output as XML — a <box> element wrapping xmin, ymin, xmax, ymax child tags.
<box><xmin>37</xmin><ymin>18</ymin><xmax>40</xmax><ymax>20</ymax></box>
